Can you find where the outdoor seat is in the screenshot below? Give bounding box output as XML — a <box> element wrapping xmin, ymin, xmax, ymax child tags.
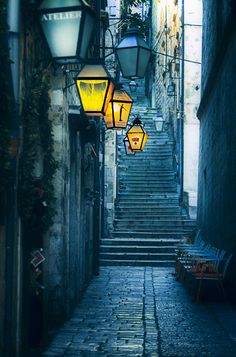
<box><xmin>188</xmin><ymin>253</ymin><xmax>233</xmax><ymax>303</ymax></box>
<box><xmin>176</xmin><ymin>246</ymin><xmax>226</xmax><ymax>283</ymax></box>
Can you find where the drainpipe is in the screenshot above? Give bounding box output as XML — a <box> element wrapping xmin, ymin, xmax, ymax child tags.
<box><xmin>5</xmin><ymin>0</ymin><xmax>21</xmax><ymax>356</ymax></box>
<box><xmin>179</xmin><ymin>0</ymin><xmax>185</xmax><ymax>205</ymax></box>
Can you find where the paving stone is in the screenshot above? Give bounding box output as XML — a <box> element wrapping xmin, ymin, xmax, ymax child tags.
<box><xmin>40</xmin><ymin>267</ymin><xmax>236</xmax><ymax>357</ymax></box>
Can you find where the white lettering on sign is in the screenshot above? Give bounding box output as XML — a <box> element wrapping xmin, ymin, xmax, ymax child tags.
<box><xmin>41</xmin><ymin>11</ymin><xmax>81</xmax><ymax>22</ymax></box>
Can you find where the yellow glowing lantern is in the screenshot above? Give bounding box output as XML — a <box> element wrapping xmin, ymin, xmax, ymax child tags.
<box><xmin>75</xmin><ymin>64</ymin><xmax>114</xmax><ymax>116</ymax></box>
<box><xmin>104</xmin><ymin>88</ymin><xmax>133</xmax><ymax>129</ymax></box>
<box><xmin>126</xmin><ymin>117</ymin><xmax>148</xmax><ymax>152</ymax></box>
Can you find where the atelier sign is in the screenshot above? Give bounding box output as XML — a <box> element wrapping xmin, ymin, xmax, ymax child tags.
<box><xmin>41</xmin><ymin>11</ymin><xmax>81</xmax><ymax>22</ymax></box>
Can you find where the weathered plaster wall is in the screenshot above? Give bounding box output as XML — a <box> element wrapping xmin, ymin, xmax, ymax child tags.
<box><xmin>44</xmin><ymin>75</ymin><xmax>70</xmax><ymax>323</ymax></box>
<box><xmin>183</xmin><ymin>0</ymin><xmax>202</xmax><ymax>217</ymax></box>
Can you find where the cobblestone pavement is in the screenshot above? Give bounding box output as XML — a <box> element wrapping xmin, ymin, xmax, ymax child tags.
<box><xmin>41</xmin><ymin>267</ymin><xmax>236</xmax><ymax>357</ymax></box>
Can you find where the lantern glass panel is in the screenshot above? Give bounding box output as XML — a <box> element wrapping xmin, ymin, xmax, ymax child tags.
<box><xmin>124</xmin><ymin>138</ymin><xmax>135</xmax><ymax>155</ymax></box>
<box><xmin>104</xmin><ymin>90</ymin><xmax>132</xmax><ymax>129</ymax></box>
<box><xmin>39</xmin><ymin>0</ymin><xmax>95</xmax><ymax>61</ymax></box>
<box><xmin>75</xmin><ymin>64</ymin><xmax>114</xmax><ymax>116</ymax></box>
<box><xmin>138</xmin><ymin>47</ymin><xmax>151</xmax><ymax>77</ymax></box>
<box><xmin>141</xmin><ymin>132</ymin><xmax>148</xmax><ymax>150</ymax></box>
<box><xmin>79</xmin><ymin>11</ymin><xmax>94</xmax><ymax>59</ymax></box>
<box><xmin>76</xmin><ymin>79</ymin><xmax>108</xmax><ymax>115</ymax></box>
<box><xmin>103</xmin><ymin>81</ymin><xmax>115</xmax><ymax>115</ymax></box>
<box><xmin>127</xmin><ymin>125</ymin><xmax>144</xmax><ymax>151</ymax></box>
<box><xmin>116</xmin><ymin>48</ymin><xmax>138</xmax><ymax>78</ymax></box>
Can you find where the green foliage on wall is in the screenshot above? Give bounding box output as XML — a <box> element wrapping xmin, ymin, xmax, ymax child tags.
<box><xmin>0</xmin><ymin>0</ymin><xmax>12</xmax><ymax>195</ymax></box>
<box><xmin>19</xmin><ymin>71</ymin><xmax>58</xmax><ymax>234</ymax></box>
<box><xmin>121</xmin><ymin>0</ymin><xmax>150</xmax><ymax>37</ymax></box>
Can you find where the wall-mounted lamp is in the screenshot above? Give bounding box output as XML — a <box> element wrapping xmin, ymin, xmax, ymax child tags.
<box><xmin>75</xmin><ymin>63</ymin><xmax>114</xmax><ymax>116</ymax></box>
<box><xmin>104</xmin><ymin>87</ymin><xmax>133</xmax><ymax>129</ymax></box>
<box><xmin>38</xmin><ymin>0</ymin><xmax>96</xmax><ymax>64</ymax></box>
<box><xmin>126</xmin><ymin>117</ymin><xmax>148</xmax><ymax>152</ymax></box>
<box><xmin>115</xmin><ymin>26</ymin><xmax>151</xmax><ymax>79</ymax></box>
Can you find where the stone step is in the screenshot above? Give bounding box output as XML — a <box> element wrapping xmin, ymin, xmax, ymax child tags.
<box><xmin>118</xmin><ymin>155</ymin><xmax>173</xmax><ymax>160</ymax></box>
<box><xmin>115</xmin><ymin>201</ymin><xmax>181</xmax><ymax>209</ymax></box>
<box><xmin>100</xmin><ymin>238</ymin><xmax>180</xmax><ymax>246</ymax></box>
<box><xmin>114</xmin><ymin>219</ymin><xmax>195</xmax><ymax>226</ymax></box>
<box><xmin>111</xmin><ymin>231</ymin><xmax>194</xmax><ymax>239</ymax></box>
<box><xmin>118</xmin><ymin>185</ymin><xmax>176</xmax><ymax>190</ymax></box>
<box><xmin>118</xmin><ymin>180</ymin><xmax>176</xmax><ymax>185</ymax></box>
<box><xmin>117</xmin><ymin>198</ymin><xmax>179</xmax><ymax>203</ymax></box>
<box><xmin>115</xmin><ymin>211</ymin><xmax>183</xmax><ymax>217</ymax></box>
<box><xmin>99</xmin><ymin>259</ymin><xmax>175</xmax><ymax>267</ymax></box>
<box><xmin>118</xmin><ymin>176</ymin><xmax>176</xmax><ymax>180</ymax></box>
<box><xmin>100</xmin><ymin>252</ymin><xmax>176</xmax><ymax>261</ymax></box>
<box><xmin>118</xmin><ymin>171</ymin><xmax>175</xmax><ymax>176</ymax></box>
<box><xmin>118</xmin><ymin>185</ymin><xmax>177</xmax><ymax>190</ymax></box>
<box><xmin>113</xmin><ymin>227</ymin><xmax>195</xmax><ymax>233</ymax></box>
<box><xmin>117</xmin><ymin>194</ymin><xmax>178</xmax><ymax>198</ymax></box>
<box><xmin>100</xmin><ymin>245</ymin><xmax>176</xmax><ymax>253</ymax></box>
<box><xmin>119</xmin><ymin>168</ymin><xmax>175</xmax><ymax>172</ymax></box>
<box><xmin>116</xmin><ymin>203</ymin><xmax>180</xmax><ymax>209</ymax></box>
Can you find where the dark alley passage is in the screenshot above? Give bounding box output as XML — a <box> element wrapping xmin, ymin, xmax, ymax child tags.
<box><xmin>40</xmin><ymin>267</ymin><xmax>236</xmax><ymax>357</ymax></box>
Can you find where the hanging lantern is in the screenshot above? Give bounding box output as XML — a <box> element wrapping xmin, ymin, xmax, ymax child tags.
<box><xmin>75</xmin><ymin>64</ymin><xmax>114</xmax><ymax>116</ymax></box>
<box><xmin>126</xmin><ymin>117</ymin><xmax>148</xmax><ymax>152</ymax></box>
<box><xmin>123</xmin><ymin>137</ymin><xmax>135</xmax><ymax>155</ymax></box>
<box><xmin>38</xmin><ymin>0</ymin><xmax>96</xmax><ymax>63</ymax></box>
<box><xmin>104</xmin><ymin>88</ymin><xmax>133</xmax><ymax>129</ymax></box>
<box><xmin>115</xmin><ymin>26</ymin><xmax>152</xmax><ymax>79</ymax></box>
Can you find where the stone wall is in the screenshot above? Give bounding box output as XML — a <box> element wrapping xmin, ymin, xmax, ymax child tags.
<box><xmin>44</xmin><ymin>75</ymin><xmax>70</xmax><ymax>323</ymax></box>
<box><xmin>183</xmin><ymin>0</ymin><xmax>202</xmax><ymax>218</ymax></box>
<box><xmin>104</xmin><ymin>130</ymin><xmax>117</xmax><ymax>236</ymax></box>
<box><xmin>151</xmin><ymin>0</ymin><xmax>182</xmax><ymax>192</ymax></box>
<box><xmin>197</xmin><ymin>0</ymin><xmax>236</xmax><ymax>296</ymax></box>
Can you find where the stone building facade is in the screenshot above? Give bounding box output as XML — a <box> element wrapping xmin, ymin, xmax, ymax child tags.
<box><xmin>183</xmin><ymin>0</ymin><xmax>202</xmax><ymax>218</ymax></box>
<box><xmin>151</xmin><ymin>0</ymin><xmax>183</xmax><ymax>196</ymax></box>
<box><xmin>151</xmin><ymin>0</ymin><xmax>202</xmax><ymax>216</ymax></box>
<box><xmin>197</xmin><ymin>0</ymin><xmax>236</xmax><ymax>297</ymax></box>
<box><xmin>0</xmin><ymin>1</ymin><xmax>106</xmax><ymax>356</ymax></box>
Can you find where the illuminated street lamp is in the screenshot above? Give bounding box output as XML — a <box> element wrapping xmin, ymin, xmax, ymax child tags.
<box><xmin>104</xmin><ymin>87</ymin><xmax>133</xmax><ymax>129</ymax></box>
<box><xmin>123</xmin><ymin>137</ymin><xmax>135</xmax><ymax>155</ymax></box>
<box><xmin>115</xmin><ymin>26</ymin><xmax>152</xmax><ymax>79</ymax></box>
<box><xmin>38</xmin><ymin>0</ymin><xmax>96</xmax><ymax>63</ymax></box>
<box><xmin>126</xmin><ymin>117</ymin><xmax>148</xmax><ymax>152</ymax></box>
<box><xmin>75</xmin><ymin>63</ymin><xmax>114</xmax><ymax>116</ymax></box>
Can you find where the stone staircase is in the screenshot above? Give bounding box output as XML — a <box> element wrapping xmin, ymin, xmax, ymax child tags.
<box><xmin>100</xmin><ymin>104</ymin><xmax>196</xmax><ymax>267</ymax></box>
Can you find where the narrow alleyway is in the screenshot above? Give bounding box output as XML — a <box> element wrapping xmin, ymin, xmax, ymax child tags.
<box><xmin>40</xmin><ymin>267</ymin><xmax>236</xmax><ymax>357</ymax></box>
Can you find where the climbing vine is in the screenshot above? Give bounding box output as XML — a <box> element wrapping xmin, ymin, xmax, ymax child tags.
<box><xmin>18</xmin><ymin>71</ymin><xmax>58</xmax><ymax>234</ymax></box>
<box><xmin>0</xmin><ymin>0</ymin><xmax>12</xmax><ymax>195</ymax></box>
